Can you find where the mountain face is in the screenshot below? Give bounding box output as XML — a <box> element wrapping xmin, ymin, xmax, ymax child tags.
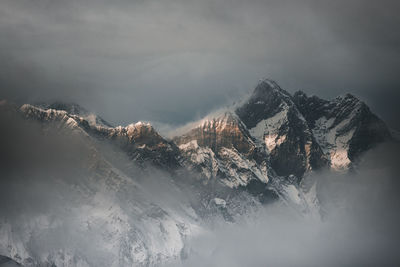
<box><xmin>173</xmin><ymin>79</ymin><xmax>391</xmax><ymax>189</ymax></box>
<box><xmin>17</xmin><ymin>79</ymin><xmax>391</xmax><ymax>186</ymax></box>
<box><xmin>20</xmin><ymin>104</ymin><xmax>181</xmax><ymax>171</ymax></box>
<box><xmin>236</xmin><ymin>80</ymin><xmax>327</xmax><ymax>177</ymax></box>
<box><xmin>1</xmin><ymin>102</ymin><xmax>203</xmax><ymax>266</ymax></box>
<box><xmin>174</xmin><ymin>111</ymin><xmax>270</xmax><ymax>188</ymax></box>
<box><xmin>37</xmin><ymin>101</ymin><xmax>113</xmax><ymax>127</ymax></box>
<box><xmin>293</xmin><ymin>91</ymin><xmax>392</xmax><ymax>170</ymax></box>
<box><xmin>0</xmin><ymin>79</ymin><xmax>393</xmax><ymax>266</ymax></box>
<box><xmin>15</xmin><ymin>79</ymin><xmax>393</xmax><ymax>206</ymax></box>
<box><xmin>93</xmin><ymin>122</ymin><xmax>182</xmax><ymax>171</ymax></box>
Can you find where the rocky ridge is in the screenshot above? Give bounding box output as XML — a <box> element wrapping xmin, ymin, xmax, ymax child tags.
<box><xmin>0</xmin><ymin>78</ymin><xmax>393</xmax><ymax>266</ymax></box>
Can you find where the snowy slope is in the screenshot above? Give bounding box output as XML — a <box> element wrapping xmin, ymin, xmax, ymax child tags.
<box><xmin>293</xmin><ymin>91</ymin><xmax>391</xmax><ymax>170</ymax></box>
<box><xmin>174</xmin><ymin>111</ymin><xmax>271</xmax><ymax>188</ymax></box>
<box><xmin>0</xmin><ymin>77</ymin><xmax>393</xmax><ymax>266</ymax></box>
<box><xmin>20</xmin><ymin>104</ymin><xmax>181</xmax><ymax>171</ymax></box>
<box><xmin>236</xmin><ymin>79</ymin><xmax>327</xmax><ymax>178</ymax></box>
<box><xmin>0</xmin><ymin>105</ymin><xmax>203</xmax><ymax>266</ymax></box>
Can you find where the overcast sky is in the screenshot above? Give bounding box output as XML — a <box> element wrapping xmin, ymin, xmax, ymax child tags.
<box><xmin>0</xmin><ymin>0</ymin><xmax>399</xmax><ymax>129</ymax></box>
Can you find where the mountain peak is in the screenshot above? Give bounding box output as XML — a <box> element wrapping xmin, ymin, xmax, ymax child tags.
<box><xmin>174</xmin><ymin>109</ymin><xmax>257</xmax><ymax>156</ymax></box>
<box><xmin>31</xmin><ymin>101</ymin><xmax>113</xmax><ymax>127</ymax></box>
<box><xmin>236</xmin><ymin>79</ymin><xmax>293</xmax><ymax>129</ymax></box>
<box><xmin>36</xmin><ymin>101</ymin><xmax>88</xmax><ymax>116</ymax></box>
<box><xmin>252</xmin><ymin>78</ymin><xmax>292</xmax><ymax>100</ymax></box>
<box><xmin>256</xmin><ymin>78</ymin><xmax>280</xmax><ymax>90</ymax></box>
<box><xmin>132</xmin><ymin>121</ymin><xmax>152</xmax><ymax>128</ymax></box>
<box><xmin>197</xmin><ymin>110</ymin><xmax>238</xmax><ymax>129</ymax></box>
<box><xmin>123</xmin><ymin>122</ymin><xmax>165</xmax><ymax>145</ymax></box>
<box><xmin>293</xmin><ymin>90</ymin><xmax>310</xmax><ymax>99</ymax></box>
<box><xmin>335</xmin><ymin>92</ymin><xmax>357</xmax><ymax>100</ymax></box>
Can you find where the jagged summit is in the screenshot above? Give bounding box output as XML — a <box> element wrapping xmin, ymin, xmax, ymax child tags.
<box><xmin>15</xmin><ymin>78</ymin><xmax>391</xmax><ymax>178</ymax></box>
<box><xmin>123</xmin><ymin>121</ymin><xmax>166</xmax><ymax>145</ymax></box>
<box><xmin>18</xmin><ymin>103</ymin><xmax>181</xmax><ymax>170</ymax></box>
<box><xmin>236</xmin><ymin>78</ymin><xmax>294</xmax><ymax>130</ymax></box>
<box><xmin>35</xmin><ymin>101</ymin><xmax>113</xmax><ymax>127</ymax></box>
<box><xmin>174</xmin><ymin>112</ymin><xmax>257</xmax><ymax>160</ymax></box>
<box><xmin>6</xmin><ymin>79</ymin><xmax>393</xmax><ymax>206</ymax></box>
<box><xmin>254</xmin><ymin>78</ymin><xmax>292</xmax><ymax>98</ymax></box>
<box><xmin>174</xmin><ymin>111</ymin><xmax>255</xmax><ymax>154</ymax></box>
<box><xmin>235</xmin><ymin>80</ymin><xmax>326</xmax><ymax>177</ymax></box>
<box><xmin>174</xmin><ymin>110</ymin><xmax>270</xmax><ymax>188</ymax></box>
<box><xmin>42</xmin><ymin>101</ymin><xmax>88</xmax><ymax>115</ymax></box>
<box><xmin>293</xmin><ymin>90</ymin><xmax>391</xmax><ymax>170</ymax></box>
<box><xmin>1</xmin><ymin>78</ymin><xmax>395</xmax><ymax>266</ymax></box>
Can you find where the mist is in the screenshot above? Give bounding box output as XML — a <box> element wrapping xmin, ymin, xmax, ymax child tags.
<box><xmin>0</xmin><ymin>108</ymin><xmax>203</xmax><ymax>266</ymax></box>
<box><xmin>1</xmin><ymin>0</ymin><xmax>400</xmax><ymax>265</ymax></box>
<box><xmin>1</xmin><ymin>104</ymin><xmax>400</xmax><ymax>266</ymax></box>
<box><xmin>170</xmin><ymin>142</ymin><xmax>400</xmax><ymax>267</ymax></box>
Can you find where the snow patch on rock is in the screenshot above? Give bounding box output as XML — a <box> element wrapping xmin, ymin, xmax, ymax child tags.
<box><xmin>249</xmin><ymin>105</ymin><xmax>288</xmax><ymax>152</ymax></box>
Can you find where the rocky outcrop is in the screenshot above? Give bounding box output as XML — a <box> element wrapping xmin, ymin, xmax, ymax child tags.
<box><xmin>18</xmin><ymin>77</ymin><xmax>392</xmax><ymax>182</ymax></box>
<box><xmin>1</xmin><ymin>78</ymin><xmax>394</xmax><ymax>267</ymax></box>
<box><xmin>174</xmin><ymin>111</ymin><xmax>270</xmax><ymax>188</ymax></box>
<box><xmin>19</xmin><ymin>104</ymin><xmax>181</xmax><ymax>171</ymax></box>
<box><xmin>236</xmin><ymin>79</ymin><xmax>327</xmax><ymax>177</ymax></box>
<box><xmin>95</xmin><ymin>122</ymin><xmax>181</xmax><ymax>170</ymax></box>
<box><xmin>293</xmin><ymin>91</ymin><xmax>391</xmax><ymax>170</ymax></box>
<box><xmin>175</xmin><ymin>112</ymin><xmax>256</xmax><ymax>156</ymax></box>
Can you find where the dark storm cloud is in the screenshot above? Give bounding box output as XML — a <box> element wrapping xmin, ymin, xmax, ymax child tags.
<box><xmin>0</xmin><ymin>0</ymin><xmax>399</xmax><ymax>128</ymax></box>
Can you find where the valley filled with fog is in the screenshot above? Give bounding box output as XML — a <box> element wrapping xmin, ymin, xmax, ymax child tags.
<box><xmin>1</xmin><ymin>105</ymin><xmax>399</xmax><ymax>266</ymax></box>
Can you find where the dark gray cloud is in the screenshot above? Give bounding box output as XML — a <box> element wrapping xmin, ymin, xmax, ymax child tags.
<box><xmin>0</xmin><ymin>0</ymin><xmax>399</xmax><ymax>128</ymax></box>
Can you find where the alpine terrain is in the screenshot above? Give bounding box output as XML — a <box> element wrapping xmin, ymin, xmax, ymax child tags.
<box><xmin>0</xmin><ymin>79</ymin><xmax>393</xmax><ymax>266</ymax></box>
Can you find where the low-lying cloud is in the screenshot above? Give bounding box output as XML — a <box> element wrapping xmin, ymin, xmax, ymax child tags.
<box><xmin>171</xmin><ymin>142</ymin><xmax>400</xmax><ymax>267</ymax></box>
<box><xmin>0</xmin><ymin>106</ymin><xmax>399</xmax><ymax>266</ymax></box>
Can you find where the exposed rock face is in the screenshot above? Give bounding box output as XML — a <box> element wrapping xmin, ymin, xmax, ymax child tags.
<box><xmin>17</xmin><ymin>77</ymin><xmax>392</xmax><ymax>183</ymax></box>
<box><xmin>38</xmin><ymin>101</ymin><xmax>113</xmax><ymax>127</ymax></box>
<box><xmin>171</xmin><ymin>78</ymin><xmax>391</xmax><ymax>205</ymax></box>
<box><xmin>0</xmin><ymin>77</ymin><xmax>394</xmax><ymax>266</ymax></box>
<box><xmin>19</xmin><ymin>104</ymin><xmax>181</xmax><ymax>171</ymax></box>
<box><xmin>293</xmin><ymin>91</ymin><xmax>391</xmax><ymax>170</ymax></box>
<box><xmin>175</xmin><ymin>112</ymin><xmax>256</xmax><ymax>156</ymax></box>
<box><xmin>174</xmin><ymin>112</ymin><xmax>270</xmax><ymax>188</ymax></box>
<box><xmin>0</xmin><ymin>104</ymin><xmax>202</xmax><ymax>267</ymax></box>
<box><xmin>94</xmin><ymin>122</ymin><xmax>181</xmax><ymax>170</ymax></box>
<box><xmin>236</xmin><ymin>79</ymin><xmax>327</xmax><ymax>177</ymax></box>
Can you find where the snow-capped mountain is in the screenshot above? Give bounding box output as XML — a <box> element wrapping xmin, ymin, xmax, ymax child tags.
<box><xmin>20</xmin><ymin>103</ymin><xmax>181</xmax><ymax>171</ymax></box>
<box><xmin>174</xmin><ymin>111</ymin><xmax>270</xmax><ymax>188</ymax></box>
<box><xmin>293</xmin><ymin>91</ymin><xmax>391</xmax><ymax>170</ymax></box>
<box><xmin>37</xmin><ymin>102</ymin><xmax>113</xmax><ymax>127</ymax></box>
<box><xmin>1</xmin><ymin>101</ymin><xmax>203</xmax><ymax>266</ymax></box>
<box><xmin>18</xmin><ymin>79</ymin><xmax>391</xmax><ymax>187</ymax></box>
<box><xmin>177</xmin><ymin>79</ymin><xmax>391</xmax><ymax>183</ymax></box>
<box><xmin>236</xmin><ymin>79</ymin><xmax>327</xmax><ymax>178</ymax></box>
<box><xmin>0</xmin><ymin>78</ymin><xmax>393</xmax><ymax>266</ymax></box>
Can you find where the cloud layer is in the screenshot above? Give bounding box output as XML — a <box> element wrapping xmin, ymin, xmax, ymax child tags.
<box><xmin>1</xmin><ymin>0</ymin><xmax>399</xmax><ymax>128</ymax></box>
<box><xmin>171</xmin><ymin>142</ymin><xmax>400</xmax><ymax>267</ymax></box>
